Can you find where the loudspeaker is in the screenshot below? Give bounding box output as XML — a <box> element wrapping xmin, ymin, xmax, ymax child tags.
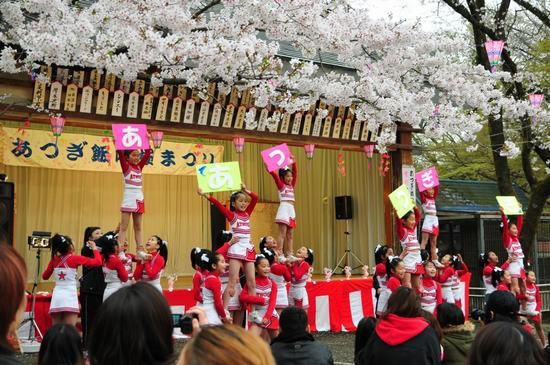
<box><xmin>335</xmin><ymin>195</ymin><xmax>352</xmax><ymax>220</ymax></box>
<box><xmin>0</xmin><ymin>182</ymin><xmax>15</xmax><ymax>245</ymax></box>
<box><xmin>210</xmin><ymin>203</ymin><xmax>227</xmax><ymax>251</ymax></box>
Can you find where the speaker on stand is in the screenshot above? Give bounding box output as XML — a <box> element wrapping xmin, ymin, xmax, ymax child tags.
<box><xmin>0</xmin><ymin>181</ymin><xmax>15</xmax><ymax>246</ymax></box>
<box><xmin>332</xmin><ymin>196</ymin><xmax>365</xmax><ymax>273</ymax></box>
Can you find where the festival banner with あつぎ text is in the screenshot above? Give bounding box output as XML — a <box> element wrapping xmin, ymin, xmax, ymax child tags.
<box><xmin>1</xmin><ymin>127</ymin><xmax>223</xmax><ymax>175</ymax></box>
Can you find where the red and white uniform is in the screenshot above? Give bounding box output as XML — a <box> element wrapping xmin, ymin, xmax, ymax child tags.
<box><xmin>452</xmin><ymin>261</ymin><xmax>469</xmax><ymax>309</ymax></box>
<box><xmin>216</xmin><ymin>242</ymin><xmax>242</xmax><ymax>310</ymax></box>
<box><xmin>208</xmin><ymin>193</ymin><xmax>258</xmax><ymax>262</ymax></box>
<box><xmin>378</xmin><ymin>275</ymin><xmax>402</xmax><ymax>315</ymax></box>
<box><xmin>420</xmin><ymin>276</ymin><xmax>443</xmax><ymax>314</ymax></box>
<box><xmin>520</xmin><ymin>282</ymin><xmax>542</xmax><ymax>322</ymax></box>
<box><xmin>103</xmin><ymin>254</ymin><xmax>129</xmax><ymax>301</ymax></box>
<box><xmin>134</xmin><ymin>251</ymin><xmax>164</xmax><ymax>292</ymax></box>
<box><xmin>396</xmin><ymin>208</ymin><xmax>423</xmax><ymax>274</ymax></box>
<box><xmin>438</xmin><ymin>266</ymin><xmax>455</xmax><ymax>304</ymax></box>
<box><xmin>118</xmin><ymin>251</ymin><xmax>135</xmax><ymax>286</ymax></box>
<box><xmin>192</xmin><ymin>269</ymin><xmax>204</xmax><ymax>304</ymax></box>
<box><xmin>420</xmin><ymin>187</ymin><xmax>439</xmax><ymax>236</ymax></box>
<box><xmin>375</xmin><ymin>263</ymin><xmax>389</xmax><ymax>316</ymax></box>
<box><xmin>497</xmin><ymin>283</ymin><xmax>511</xmax><ymax>292</ymax></box>
<box><xmin>240</xmin><ymin>276</ymin><xmax>279</xmax><ymax>330</ymax></box>
<box><xmin>200</xmin><ymin>272</ymin><xmax>226</xmax><ymax>325</ymax></box>
<box><xmin>482</xmin><ymin>263</ymin><xmax>497</xmax><ymax>296</ymax></box>
<box><xmin>118</xmin><ymin>150</ymin><xmax>151</xmax><ymax>213</ymax></box>
<box><xmin>289</xmin><ymin>261</ymin><xmax>310</xmax><ymax>308</ymax></box>
<box><xmin>269</xmin><ymin>262</ymin><xmax>291</xmax><ymax>309</ymax></box>
<box><xmin>502</xmin><ymin>213</ymin><xmax>525</xmax><ymax>279</ymax></box>
<box><xmin>270</xmin><ymin>163</ymin><xmax>297</xmax><ymax>228</ymax></box>
<box><xmin>42</xmin><ymin>251</ymin><xmax>102</xmax><ymax>314</ymax></box>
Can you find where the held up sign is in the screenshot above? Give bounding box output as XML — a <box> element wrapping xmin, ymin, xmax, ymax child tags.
<box><xmin>196</xmin><ymin>161</ymin><xmax>242</xmax><ymax>193</ymax></box>
<box><xmin>112</xmin><ymin>124</ymin><xmax>150</xmax><ymax>150</ymax></box>
<box><xmin>416</xmin><ymin>167</ymin><xmax>439</xmax><ymax>192</ymax></box>
<box><xmin>261</xmin><ymin>143</ymin><xmax>292</xmax><ymax>172</ymax></box>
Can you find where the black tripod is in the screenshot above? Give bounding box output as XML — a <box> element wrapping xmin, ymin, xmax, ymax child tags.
<box><xmin>19</xmin><ymin>249</ymin><xmax>44</xmax><ymax>342</ymax></box>
<box><xmin>332</xmin><ymin>225</ymin><xmax>365</xmax><ymax>274</ymax></box>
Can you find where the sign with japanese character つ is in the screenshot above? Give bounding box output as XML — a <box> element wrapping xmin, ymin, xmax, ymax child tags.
<box><xmin>112</xmin><ymin>124</ymin><xmax>150</xmax><ymax>151</ymax></box>
<box><xmin>196</xmin><ymin>161</ymin><xmax>242</xmax><ymax>193</ymax></box>
<box><xmin>415</xmin><ymin>166</ymin><xmax>439</xmax><ymax>192</ymax></box>
<box><xmin>261</xmin><ymin>143</ymin><xmax>292</xmax><ymax>172</ymax></box>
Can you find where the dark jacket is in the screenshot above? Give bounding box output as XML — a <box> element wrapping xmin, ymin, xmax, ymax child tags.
<box><xmin>271</xmin><ymin>332</ymin><xmax>333</xmax><ymax>365</ymax></box>
<box><xmin>356</xmin><ymin>313</ymin><xmax>441</xmax><ymax>365</ymax></box>
<box><xmin>80</xmin><ymin>244</ymin><xmax>106</xmax><ymax>295</ymax></box>
<box><xmin>0</xmin><ymin>345</ymin><xmax>24</xmax><ymax>365</ymax></box>
<box><xmin>441</xmin><ymin>322</ymin><xmax>475</xmax><ymax>365</ymax></box>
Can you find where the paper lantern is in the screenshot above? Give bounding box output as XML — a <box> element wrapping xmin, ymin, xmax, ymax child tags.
<box><xmin>233</xmin><ymin>137</ymin><xmax>245</xmax><ymax>153</ymax></box>
<box><xmin>151</xmin><ymin>131</ymin><xmax>164</xmax><ymax>149</ymax></box>
<box><xmin>49</xmin><ymin>116</ymin><xmax>66</xmax><ymax>137</ymax></box>
<box><xmin>304</xmin><ymin>144</ymin><xmax>315</xmax><ymax>159</ymax></box>
<box><xmin>484</xmin><ymin>40</ymin><xmax>505</xmax><ymax>73</ymax></box>
<box><xmin>363</xmin><ymin>144</ymin><xmax>374</xmax><ymax>158</ymax></box>
<box><xmin>529</xmin><ymin>93</ymin><xmax>544</xmax><ymax>109</ymax></box>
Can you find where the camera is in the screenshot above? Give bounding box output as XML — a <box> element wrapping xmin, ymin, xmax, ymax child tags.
<box><xmin>471</xmin><ymin>308</ymin><xmax>485</xmax><ymax>322</ymax></box>
<box><xmin>179</xmin><ymin>313</ymin><xmax>199</xmax><ymax>335</ymax></box>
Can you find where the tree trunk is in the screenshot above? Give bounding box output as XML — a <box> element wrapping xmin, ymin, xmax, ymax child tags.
<box><xmin>521</xmin><ymin>175</ymin><xmax>550</xmax><ymax>261</ymax></box>
<box><xmin>487</xmin><ymin>114</ymin><xmax>515</xmax><ymax>195</ymax></box>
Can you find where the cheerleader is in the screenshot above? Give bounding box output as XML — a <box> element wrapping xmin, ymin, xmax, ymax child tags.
<box><xmin>259</xmin><ymin>236</ymin><xmax>281</xmax><ymax>257</ymax></box>
<box><xmin>118</xmin><ymin>238</ymin><xmax>136</xmax><ymax>286</ymax></box>
<box><xmin>374</xmin><ymin>244</ymin><xmax>393</xmax><ymax>316</ymax></box>
<box><xmin>199</xmin><ymin>250</ymin><xmax>230</xmax><ymax>325</ymax></box>
<box><xmin>198</xmin><ymin>184</ymin><xmax>258</xmax><ymax>312</ymax></box>
<box><xmin>240</xmin><ymin>253</ymin><xmax>279</xmax><ymax>340</ymax></box>
<box><xmin>99</xmin><ymin>233</ymin><xmax>128</xmax><ymax>301</ymax></box>
<box><xmin>190</xmin><ymin>247</ymin><xmax>204</xmax><ymax>304</ymax></box>
<box><xmin>419</xmin><ymin>260</ymin><xmax>443</xmax><ymax>314</ymax></box>
<box><xmin>492</xmin><ymin>267</ymin><xmax>512</xmax><ymax>292</ymax></box>
<box><xmin>419</xmin><ymin>186</ymin><xmax>440</xmax><ymax>261</ymax></box>
<box><xmin>117</xmin><ymin>147</ymin><xmax>152</xmax><ymax>250</ymax></box>
<box><xmin>520</xmin><ymin>270</ymin><xmax>546</xmax><ymax>346</ymax></box>
<box><xmin>269</xmin><ymin>160</ymin><xmax>297</xmax><ymax>256</ymax></box>
<box><xmin>437</xmin><ymin>254</ymin><xmax>455</xmax><ymax>304</ymax></box>
<box><xmin>451</xmin><ymin>254</ymin><xmax>468</xmax><ymax>310</ymax></box>
<box><xmin>264</xmin><ymin>247</ymin><xmax>291</xmax><ymax>315</ymax></box>
<box><xmin>289</xmin><ymin>246</ymin><xmax>313</xmax><ymax>308</ymax></box>
<box><xmin>395</xmin><ymin>207</ymin><xmax>423</xmax><ymax>290</ymax></box>
<box><xmin>42</xmin><ymin>234</ymin><xmax>102</xmax><ymax>326</ymax></box>
<box><xmin>499</xmin><ymin>206</ymin><xmax>525</xmax><ymax>297</ymax></box>
<box><xmin>480</xmin><ymin>251</ymin><xmax>499</xmax><ymax>302</ymax></box>
<box><xmin>134</xmin><ymin>235</ymin><xmax>168</xmax><ymax>292</ymax></box>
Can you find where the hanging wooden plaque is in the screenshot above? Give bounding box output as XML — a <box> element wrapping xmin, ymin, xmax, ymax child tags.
<box><xmin>111</xmin><ymin>89</ymin><xmax>125</xmax><ymax>117</ymax></box>
<box><xmin>222</xmin><ymin>104</ymin><xmax>235</xmax><ymax>128</ymax></box>
<box><xmin>211</xmin><ymin>103</ymin><xmax>222</xmax><ymax>127</ymax></box>
<box><xmin>302</xmin><ymin>113</ymin><xmax>312</xmax><ymax>136</ymax></box>
<box><xmin>32</xmin><ymin>80</ymin><xmax>46</xmax><ymax>109</ymax></box>
<box><xmin>245</xmin><ymin>107</ymin><xmax>257</xmax><ymax>130</ymax></box>
<box><xmin>352</xmin><ymin>120</ymin><xmax>362</xmax><ymax>141</ymax></box>
<box><xmin>48</xmin><ymin>81</ymin><xmax>63</xmax><ymax>110</ymax></box>
<box><xmin>170</xmin><ymin>97</ymin><xmax>183</xmax><ymax>122</ymax></box>
<box><xmin>96</xmin><ymin>88</ymin><xmax>109</xmax><ymax>115</ymax></box>
<box><xmin>155</xmin><ymin>95</ymin><xmax>169</xmax><ymax>121</ymax></box>
<box><xmin>198</xmin><ymin>101</ymin><xmax>210</xmax><ymax>125</ymax></box>
<box><xmin>234</xmin><ymin>105</ymin><xmax>246</xmax><ymax>129</ymax></box>
<box><xmin>322</xmin><ymin>116</ymin><xmax>332</xmax><ymax>138</ymax></box>
<box><xmin>312</xmin><ymin>114</ymin><xmax>323</xmax><ymax>137</ymax></box>
<box><xmin>332</xmin><ymin>117</ymin><xmax>342</xmax><ymax>139</ymax></box>
<box><xmin>127</xmin><ymin>92</ymin><xmax>139</xmax><ymax>118</ymax></box>
<box><xmin>280</xmin><ymin>112</ymin><xmax>291</xmax><ymax>133</ymax></box>
<box><xmin>135</xmin><ymin>80</ymin><xmax>146</xmax><ymax>96</ymax></box>
<box><xmin>141</xmin><ymin>94</ymin><xmax>154</xmax><ymax>119</ymax></box>
<box><xmin>184</xmin><ymin>98</ymin><xmax>195</xmax><ymax>124</ymax></box>
<box><xmin>80</xmin><ymin>85</ymin><xmax>93</xmax><ymax>113</ymax></box>
<box><xmin>64</xmin><ymin>83</ymin><xmax>78</xmax><ymax>112</ymax></box>
<box><xmin>291</xmin><ymin>112</ymin><xmax>302</xmax><ymax>135</ymax></box>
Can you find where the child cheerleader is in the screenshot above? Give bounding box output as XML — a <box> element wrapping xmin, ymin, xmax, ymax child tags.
<box><xmin>520</xmin><ymin>270</ymin><xmax>546</xmax><ymax>346</ymax></box>
<box><xmin>199</xmin><ymin>250</ymin><xmax>230</xmax><ymax>325</ymax></box>
<box><xmin>190</xmin><ymin>247</ymin><xmax>204</xmax><ymax>304</ymax></box>
<box><xmin>480</xmin><ymin>251</ymin><xmax>499</xmax><ymax>301</ymax></box>
<box><xmin>289</xmin><ymin>246</ymin><xmax>313</xmax><ymax>308</ymax></box>
<box><xmin>198</xmin><ymin>184</ymin><xmax>258</xmax><ymax>313</ymax></box>
<box><xmin>240</xmin><ymin>253</ymin><xmax>279</xmax><ymax>340</ymax></box>
<box><xmin>215</xmin><ymin>231</ymin><xmax>244</xmax><ymax>326</ymax></box>
<box><xmin>269</xmin><ymin>160</ymin><xmax>297</xmax><ymax>256</ymax></box>
<box><xmin>117</xmin><ymin>147</ymin><xmax>152</xmax><ymax>249</ymax></box>
<box><xmin>259</xmin><ymin>236</ymin><xmax>282</xmax><ymax>257</ymax></box>
<box><xmin>264</xmin><ymin>247</ymin><xmax>291</xmax><ymax>315</ymax></box>
<box><xmin>42</xmin><ymin>234</ymin><xmax>102</xmax><ymax>326</ymax></box>
<box><xmin>492</xmin><ymin>267</ymin><xmax>512</xmax><ymax>292</ymax></box>
<box><xmin>99</xmin><ymin>233</ymin><xmax>128</xmax><ymax>301</ymax></box>
<box><xmin>134</xmin><ymin>235</ymin><xmax>168</xmax><ymax>292</ymax></box>
<box><xmin>376</xmin><ymin>257</ymin><xmax>405</xmax><ymax>316</ymax></box>
<box><xmin>419</xmin><ymin>186</ymin><xmax>440</xmax><ymax>260</ymax></box>
<box><xmin>451</xmin><ymin>254</ymin><xmax>469</xmax><ymax>310</ymax></box>
<box><xmin>395</xmin><ymin>207</ymin><xmax>422</xmax><ymax>290</ymax></box>
<box><xmin>419</xmin><ymin>260</ymin><xmax>442</xmax><ymax>314</ymax></box>
<box><xmin>437</xmin><ymin>254</ymin><xmax>456</xmax><ymax>304</ymax></box>
<box><xmin>374</xmin><ymin>244</ymin><xmax>393</xmax><ymax>316</ymax></box>
<box><xmin>500</xmin><ymin>206</ymin><xmax>525</xmax><ymax>297</ymax></box>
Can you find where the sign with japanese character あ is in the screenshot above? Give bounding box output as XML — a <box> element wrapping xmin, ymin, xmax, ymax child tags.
<box><xmin>112</xmin><ymin>124</ymin><xmax>150</xmax><ymax>151</ymax></box>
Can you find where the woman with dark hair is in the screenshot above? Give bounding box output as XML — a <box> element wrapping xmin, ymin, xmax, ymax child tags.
<box><xmin>354</xmin><ymin>317</ymin><xmax>376</xmax><ymax>363</ymax></box>
<box><xmin>38</xmin><ymin>324</ymin><xmax>83</xmax><ymax>365</ymax></box>
<box><xmin>0</xmin><ymin>245</ymin><xmax>27</xmax><ymax>365</ymax></box>
<box><xmin>436</xmin><ymin>303</ymin><xmax>474</xmax><ymax>365</ymax></box>
<box><xmin>88</xmin><ymin>281</ymin><xmax>174</xmax><ymax>365</ymax></box>
<box><xmin>468</xmin><ymin>321</ymin><xmax>548</xmax><ymax>365</ymax></box>
<box><xmin>356</xmin><ymin>287</ymin><xmax>441</xmax><ymax>365</ymax></box>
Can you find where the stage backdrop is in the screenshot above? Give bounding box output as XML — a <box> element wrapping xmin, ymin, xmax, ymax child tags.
<box><xmin>0</xmin><ymin>121</ymin><xmax>384</xmax><ymax>282</ymax></box>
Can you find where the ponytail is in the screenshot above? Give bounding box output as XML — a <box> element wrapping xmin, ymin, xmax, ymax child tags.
<box><xmin>51</xmin><ymin>234</ymin><xmax>72</xmax><ymax>258</ymax></box>
<box><xmin>153</xmin><ymin>235</ymin><xmax>168</xmax><ymax>268</ymax></box>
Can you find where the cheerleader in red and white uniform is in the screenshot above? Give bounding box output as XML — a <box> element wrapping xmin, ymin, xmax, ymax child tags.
<box><xmin>117</xmin><ymin>147</ymin><xmax>152</xmax><ymax>250</ymax></box>
<box><xmin>190</xmin><ymin>247</ymin><xmax>205</xmax><ymax>304</ymax></box>
<box><xmin>499</xmin><ymin>206</ymin><xmax>526</xmax><ymax>297</ymax></box>
<box><xmin>395</xmin><ymin>207</ymin><xmax>423</xmax><ymax>290</ymax></box>
<box><xmin>99</xmin><ymin>233</ymin><xmax>128</xmax><ymax>301</ymax></box>
<box><xmin>492</xmin><ymin>267</ymin><xmax>512</xmax><ymax>292</ymax></box>
<box><xmin>480</xmin><ymin>251</ymin><xmax>499</xmax><ymax>302</ymax></box>
<box><xmin>289</xmin><ymin>247</ymin><xmax>313</xmax><ymax>309</ymax></box>
<box><xmin>240</xmin><ymin>253</ymin><xmax>279</xmax><ymax>340</ymax></box>
<box><xmin>198</xmin><ymin>184</ymin><xmax>258</xmax><ymax>314</ymax></box>
<box><xmin>437</xmin><ymin>254</ymin><xmax>456</xmax><ymax>304</ymax></box>
<box><xmin>420</xmin><ymin>186</ymin><xmax>440</xmax><ymax>261</ymax></box>
<box><xmin>199</xmin><ymin>250</ymin><xmax>230</xmax><ymax>325</ymax></box>
<box><xmin>451</xmin><ymin>254</ymin><xmax>469</xmax><ymax>311</ymax></box>
<box><xmin>419</xmin><ymin>260</ymin><xmax>443</xmax><ymax>315</ymax></box>
<box><xmin>263</xmin><ymin>247</ymin><xmax>291</xmax><ymax>315</ymax></box>
<box><xmin>269</xmin><ymin>160</ymin><xmax>297</xmax><ymax>256</ymax></box>
<box><xmin>134</xmin><ymin>235</ymin><xmax>168</xmax><ymax>292</ymax></box>
<box><xmin>520</xmin><ymin>270</ymin><xmax>546</xmax><ymax>346</ymax></box>
<box><xmin>42</xmin><ymin>234</ymin><xmax>102</xmax><ymax>326</ymax></box>
<box><xmin>383</xmin><ymin>258</ymin><xmax>406</xmax><ymax>299</ymax></box>
<box><xmin>374</xmin><ymin>244</ymin><xmax>394</xmax><ymax>316</ymax></box>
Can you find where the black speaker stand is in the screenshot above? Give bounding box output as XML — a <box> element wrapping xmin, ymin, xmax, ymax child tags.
<box><xmin>332</xmin><ymin>221</ymin><xmax>364</xmax><ymax>273</ymax></box>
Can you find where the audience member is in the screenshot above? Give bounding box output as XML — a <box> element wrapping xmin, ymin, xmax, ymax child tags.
<box><xmin>468</xmin><ymin>321</ymin><xmax>548</xmax><ymax>365</ymax></box>
<box><xmin>356</xmin><ymin>287</ymin><xmax>441</xmax><ymax>365</ymax></box>
<box><xmin>436</xmin><ymin>303</ymin><xmax>474</xmax><ymax>365</ymax></box>
<box><xmin>270</xmin><ymin>307</ymin><xmax>334</xmax><ymax>365</ymax></box>
<box><xmin>87</xmin><ymin>282</ymin><xmax>174</xmax><ymax>365</ymax></box>
<box><xmin>0</xmin><ymin>245</ymin><xmax>27</xmax><ymax>365</ymax></box>
<box><xmin>354</xmin><ymin>317</ymin><xmax>377</xmax><ymax>363</ymax></box>
<box><xmin>38</xmin><ymin>324</ymin><xmax>83</xmax><ymax>365</ymax></box>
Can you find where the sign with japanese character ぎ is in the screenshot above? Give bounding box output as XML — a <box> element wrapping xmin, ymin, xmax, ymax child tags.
<box><xmin>415</xmin><ymin>166</ymin><xmax>439</xmax><ymax>192</ymax></box>
<box><xmin>261</xmin><ymin>143</ymin><xmax>292</xmax><ymax>172</ymax></box>
<box><xmin>112</xmin><ymin>124</ymin><xmax>150</xmax><ymax>151</ymax></box>
<box><xmin>196</xmin><ymin>161</ymin><xmax>242</xmax><ymax>193</ymax></box>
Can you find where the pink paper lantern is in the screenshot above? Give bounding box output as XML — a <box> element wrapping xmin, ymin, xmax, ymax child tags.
<box><xmin>49</xmin><ymin>116</ymin><xmax>66</xmax><ymax>137</ymax></box>
<box><xmin>304</xmin><ymin>144</ymin><xmax>315</xmax><ymax>159</ymax></box>
<box><xmin>484</xmin><ymin>40</ymin><xmax>505</xmax><ymax>73</ymax></box>
<box><xmin>151</xmin><ymin>131</ymin><xmax>164</xmax><ymax>149</ymax></box>
<box><xmin>529</xmin><ymin>93</ymin><xmax>544</xmax><ymax>109</ymax></box>
<box><xmin>363</xmin><ymin>144</ymin><xmax>374</xmax><ymax>158</ymax></box>
<box><xmin>233</xmin><ymin>137</ymin><xmax>245</xmax><ymax>153</ymax></box>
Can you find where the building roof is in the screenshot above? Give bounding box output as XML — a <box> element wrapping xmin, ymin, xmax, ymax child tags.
<box><xmin>423</xmin><ymin>179</ymin><xmax>530</xmax><ymax>214</ymax></box>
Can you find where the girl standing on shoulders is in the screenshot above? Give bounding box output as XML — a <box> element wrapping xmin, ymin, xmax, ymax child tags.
<box><xmin>134</xmin><ymin>235</ymin><xmax>168</xmax><ymax>292</ymax></box>
<box><xmin>269</xmin><ymin>159</ymin><xmax>297</xmax><ymax>256</ymax></box>
<box><xmin>499</xmin><ymin>206</ymin><xmax>526</xmax><ymax>298</ymax></box>
<box><xmin>419</xmin><ymin>186</ymin><xmax>440</xmax><ymax>261</ymax></box>
<box><xmin>43</xmin><ymin>234</ymin><xmax>102</xmax><ymax>326</ymax></box>
<box><xmin>395</xmin><ymin>207</ymin><xmax>423</xmax><ymax>290</ymax></box>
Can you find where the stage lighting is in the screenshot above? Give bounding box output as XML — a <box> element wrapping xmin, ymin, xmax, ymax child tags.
<box><xmin>27</xmin><ymin>231</ymin><xmax>51</xmax><ymax>249</ymax></box>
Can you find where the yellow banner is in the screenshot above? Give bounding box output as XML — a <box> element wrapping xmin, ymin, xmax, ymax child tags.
<box><xmin>1</xmin><ymin>127</ymin><xmax>224</xmax><ymax>175</ymax></box>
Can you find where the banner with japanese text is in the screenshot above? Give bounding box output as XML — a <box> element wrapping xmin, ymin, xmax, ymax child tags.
<box><xmin>1</xmin><ymin>127</ymin><xmax>223</xmax><ymax>175</ymax></box>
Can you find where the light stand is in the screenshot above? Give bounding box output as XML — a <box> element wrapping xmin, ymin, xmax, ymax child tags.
<box><xmin>19</xmin><ymin>248</ymin><xmax>44</xmax><ymax>343</ymax></box>
<box><xmin>332</xmin><ymin>220</ymin><xmax>365</xmax><ymax>274</ymax></box>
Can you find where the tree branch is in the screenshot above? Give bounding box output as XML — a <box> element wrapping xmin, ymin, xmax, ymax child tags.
<box><xmin>192</xmin><ymin>0</ymin><xmax>221</xmax><ymax>20</ymax></box>
<box><xmin>512</xmin><ymin>0</ymin><xmax>550</xmax><ymax>28</ymax></box>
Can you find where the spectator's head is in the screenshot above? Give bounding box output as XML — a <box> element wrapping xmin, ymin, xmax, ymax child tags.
<box><xmin>384</xmin><ymin>287</ymin><xmax>423</xmax><ymax>319</ymax></box>
<box><xmin>88</xmin><ymin>282</ymin><xmax>174</xmax><ymax>365</ymax></box>
<box><xmin>279</xmin><ymin>307</ymin><xmax>309</xmax><ymax>335</ymax></box>
<box><xmin>436</xmin><ymin>302</ymin><xmax>465</xmax><ymax>329</ymax></box>
<box><xmin>178</xmin><ymin>324</ymin><xmax>275</xmax><ymax>365</ymax></box>
<box><xmin>468</xmin><ymin>321</ymin><xmax>548</xmax><ymax>365</ymax></box>
<box><xmin>485</xmin><ymin>290</ymin><xmax>519</xmax><ymax>324</ymax></box>
<box><xmin>354</xmin><ymin>317</ymin><xmax>376</xmax><ymax>359</ymax></box>
<box><xmin>0</xmin><ymin>245</ymin><xmax>27</xmax><ymax>351</ymax></box>
<box><xmin>38</xmin><ymin>324</ymin><xmax>83</xmax><ymax>365</ymax></box>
